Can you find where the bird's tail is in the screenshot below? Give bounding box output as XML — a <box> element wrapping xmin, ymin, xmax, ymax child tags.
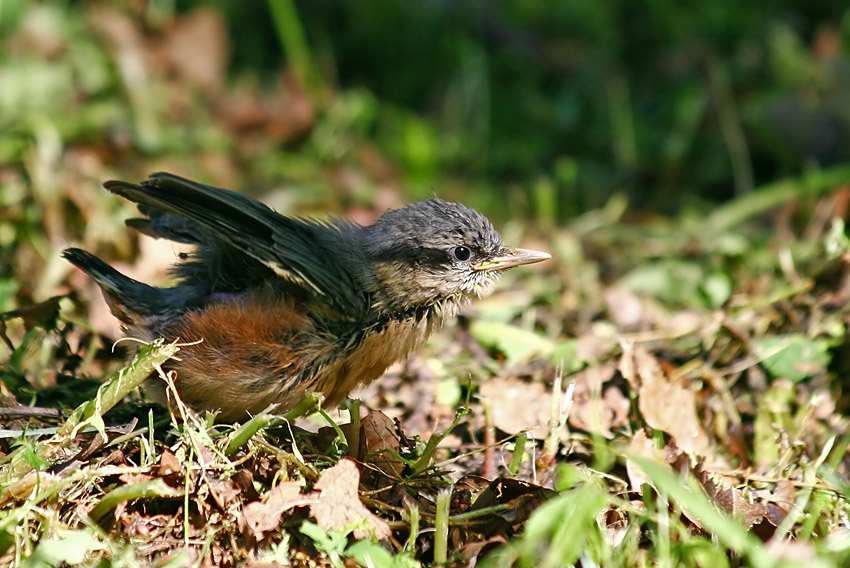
<box><xmin>63</xmin><ymin>248</ymin><xmax>182</xmax><ymax>328</ymax></box>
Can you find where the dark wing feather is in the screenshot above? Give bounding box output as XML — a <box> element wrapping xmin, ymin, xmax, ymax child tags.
<box><xmin>125</xmin><ymin>204</ymin><xmax>205</xmax><ymax>244</ymax></box>
<box><xmin>104</xmin><ymin>173</ymin><xmax>367</xmax><ymax>316</ymax></box>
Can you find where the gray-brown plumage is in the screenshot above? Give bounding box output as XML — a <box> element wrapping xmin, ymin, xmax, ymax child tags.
<box><xmin>64</xmin><ymin>173</ymin><xmax>550</xmax><ymax>420</ymax></box>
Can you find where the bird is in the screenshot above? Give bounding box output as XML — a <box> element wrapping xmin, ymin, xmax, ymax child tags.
<box><xmin>63</xmin><ymin>173</ymin><xmax>550</xmax><ymax>421</ymax></box>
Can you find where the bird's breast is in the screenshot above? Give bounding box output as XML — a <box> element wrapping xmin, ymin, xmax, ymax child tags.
<box><xmin>138</xmin><ymin>295</ymin><xmax>444</xmax><ymax>420</ymax></box>
<box><xmin>317</xmin><ymin>310</ymin><xmax>441</xmax><ymax>407</ymax></box>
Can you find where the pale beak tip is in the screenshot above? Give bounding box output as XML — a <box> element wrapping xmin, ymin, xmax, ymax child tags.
<box><xmin>473</xmin><ymin>247</ymin><xmax>552</xmax><ymax>271</ymax></box>
<box><xmin>511</xmin><ymin>248</ymin><xmax>551</xmax><ymax>265</ymax></box>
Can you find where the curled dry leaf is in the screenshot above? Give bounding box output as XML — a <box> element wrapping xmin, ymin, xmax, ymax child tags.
<box><xmin>692</xmin><ymin>462</ymin><xmax>767</xmax><ymax>529</ymax></box>
<box><xmin>358</xmin><ymin>410</ymin><xmax>405</xmax><ymax>481</ymax></box>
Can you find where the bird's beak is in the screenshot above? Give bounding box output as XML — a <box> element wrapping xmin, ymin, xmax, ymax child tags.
<box><xmin>473</xmin><ymin>248</ymin><xmax>551</xmax><ymax>272</ymax></box>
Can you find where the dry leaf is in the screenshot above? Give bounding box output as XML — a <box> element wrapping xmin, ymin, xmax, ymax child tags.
<box><xmin>763</xmin><ymin>479</ymin><xmax>796</xmax><ymax>527</ymax></box>
<box><xmin>625</xmin><ymin>430</ymin><xmax>665</xmax><ymax>492</ymax></box>
<box><xmin>159</xmin><ymin>7</ymin><xmax>229</xmax><ymax>91</ymax></box>
<box><xmin>605</xmin><ymin>287</ymin><xmax>647</xmax><ymax>330</ymax></box>
<box><xmin>206</xmin><ymin>478</ymin><xmax>241</xmax><ymax>512</ymax></box>
<box><xmin>157</xmin><ymin>448</ymin><xmax>183</xmax><ymax>478</ymax></box>
<box><xmin>241</xmin><ymin>481</ymin><xmax>308</xmax><ymax>541</ymax></box>
<box><xmin>479</xmin><ymin>377</ymin><xmax>550</xmax><ymax>434</ymax></box>
<box><xmin>310</xmin><ymin>458</ymin><xmax>391</xmax><ymax>540</ymax></box>
<box><xmin>232</xmin><ymin>469</ymin><xmax>261</xmax><ymax>502</ymax></box>
<box><xmin>567</xmin><ymin>363</ymin><xmax>620</xmax><ymax>438</ymax></box>
<box><xmin>359</xmin><ymin>410</ymin><xmax>405</xmax><ymax>477</ymax></box>
<box><xmin>693</xmin><ymin>463</ymin><xmax>766</xmax><ymax>528</ymax></box>
<box><xmin>633</xmin><ymin>347</ymin><xmax>709</xmax><ymax>456</ymax></box>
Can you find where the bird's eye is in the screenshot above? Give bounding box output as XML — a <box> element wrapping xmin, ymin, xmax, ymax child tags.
<box><xmin>452</xmin><ymin>245</ymin><xmax>472</xmax><ymax>262</ymax></box>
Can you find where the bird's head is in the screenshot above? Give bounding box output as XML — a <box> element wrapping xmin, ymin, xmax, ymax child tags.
<box><xmin>363</xmin><ymin>198</ymin><xmax>550</xmax><ymax>317</ymax></box>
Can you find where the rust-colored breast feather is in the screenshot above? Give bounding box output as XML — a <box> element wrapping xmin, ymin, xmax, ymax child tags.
<box><xmin>144</xmin><ymin>296</ymin><xmax>439</xmax><ymax>421</ymax></box>
<box><xmin>145</xmin><ymin>298</ymin><xmax>310</xmax><ymax>420</ymax></box>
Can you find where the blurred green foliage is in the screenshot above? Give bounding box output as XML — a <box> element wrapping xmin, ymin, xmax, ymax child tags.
<box><xmin>2</xmin><ymin>0</ymin><xmax>849</xmax><ymax>225</ymax></box>
<box><xmin>200</xmin><ymin>0</ymin><xmax>850</xmax><ymax>217</ymax></box>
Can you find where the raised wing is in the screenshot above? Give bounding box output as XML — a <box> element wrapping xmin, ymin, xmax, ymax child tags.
<box><xmin>105</xmin><ymin>172</ymin><xmax>368</xmax><ymax>317</ymax></box>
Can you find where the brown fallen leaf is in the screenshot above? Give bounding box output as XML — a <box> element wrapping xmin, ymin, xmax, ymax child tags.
<box><xmin>568</xmin><ymin>362</ymin><xmax>621</xmax><ymax>438</ymax></box>
<box><xmin>310</xmin><ymin>458</ymin><xmax>391</xmax><ymax>540</ymax></box>
<box><xmin>479</xmin><ymin>376</ymin><xmax>550</xmax><ymax>435</ymax></box>
<box><xmin>240</xmin><ymin>481</ymin><xmax>309</xmax><ymax>541</ymax></box>
<box><xmin>359</xmin><ymin>410</ymin><xmax>405</xmax><ymax>478</ymax></box>
<box><xmin>216</xmin><ymin>71</ymin><xmax>316</xmax><ymax>146</ymax></box>
<box><xmin>605</xmin><ymin>287</ymin><xmax>647</xmax><ymax>331</ymax></box>
<box><xmin>157</xmin><ymin>448</ymin><xmax>183</xmax><ymax>479</ymax></box>
<box><xmin>761</xmin><ymin>478</ymin><xmax>796</xmax><ymax>528</ymax></box>
<box><xmin>632</xmin><ymin>347</ymin><xmax>710</xmax><ymax>456</ymax></box>
<box><xmin>206</xmin><ymin>478</ymin><xmax>242</xmax><ymax>513</ymax></box>
<box><xmin>625</xmin><ymin>429</ymin><xmax>665</xmax><ymax>492</ymax></box>
<box><xmin>118</xmin><ymin>472</ymin><xmax>154</xmax><ymax>486</ymax></box>
<box><xmin>692</xmin><ymin>462</ymin><xmax>766</xmax><ymax>529</ymax></box>
<box><xmin>458</xmin><ymin>535</ymin><xmax>509</xmax><ymax>565</ymax></box>
<box><xmin>157</xmin><ymin>7</ymin><xmax>229</xmax><ymax>92</ymax></box>
<box><xmin>232</xmin><ymin>469</ymin><xmax>261</xmax><ymax>502</ymax></box>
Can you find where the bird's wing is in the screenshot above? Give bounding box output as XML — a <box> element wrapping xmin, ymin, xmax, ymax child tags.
<box><xmin>105</xmin><ymin>172</ymin><xmax>367</xmax><ymax>316</ymax></box>
<box><xmin>124</xmin><ymin>204</ymin><xmax>205</xmax><ymax>244</ymax></box>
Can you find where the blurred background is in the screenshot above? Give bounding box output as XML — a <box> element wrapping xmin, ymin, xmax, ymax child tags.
<box><xmin>4</xmin><ymin>1</ymin><xmax>850</xmax><ymax>220</ymax></box>
<box><xmin>2</xmin><ymin>0</ymin><xmax>850</xmax><ymax>372</ymax></box>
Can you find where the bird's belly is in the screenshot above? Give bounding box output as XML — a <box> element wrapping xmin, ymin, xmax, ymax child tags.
<box><xmin>317</xmin><ymin>315</ymin><xmax>438</xmax><ymax>407</ymax></box>
<box><xmin>139</xmin><ymin>298</ymin><xmax>439</xmax><ymax>420</ymax></box>
<box><xmin>141</xmin><ymin>298</ymin><xmax>311</xmax><ymax>420</ymax></box>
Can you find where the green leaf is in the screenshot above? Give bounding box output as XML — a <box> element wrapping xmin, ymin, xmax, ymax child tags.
<box><xmin>300</xmin><ymin>521</ymin><xmax>348</xmax><ymax>557</ymax></box>
<box><xmin>753</xmin><ymin>381</ymin><xmax>794</xmax><ymax>467</ymax></box>
<box><xmin>700</xmin><ymin>271</ymin><xmax>733</xmax><ymax>308</ymax></box>
<box><xmin>823</xmin><ymin>217</ymin><xmax>850</xmax><ymax>260</ymax></box>
<box><xmin>752</xmin><ymin>334</ymin><xmax>831</xmax><ymax>382</ymax></box>
<box><xmin>627</xmin><ymin>455</ymin><xmax>773</xmax><ymax>566</ymax></box>
<box><xmin>28</xmin><ymin>530</ymin><xmax>104</xmax><ymax>566</ymax></box>
<box><xmin>89</xmin><ymin>478</ymin><xmax>182</xmax><ymax>522</ymax></box>
<box><xmin>346</xmin><ymin>540</ymin><xmax>421</xmax><ymax>568</ymax></box>
<box><xmin>0</xmin><ymin>529</ymin><xmax>12</xmax><ymax>557</ymax></box>
<box><xmin>617</xmin><ymin>260</ymin><xmax>708</xmax><ymax>308</ymax></box>
<box><xmin>469</xmin><ymin>321</ymin><xmax>554</xmax><ymax>363</ymax></box>
<box><xmin>549</xmin><ymin>339</ymin><xmax>588</xmax><ymax>373</ymax></box>
<box><xmin>481</xmin><ymin>483</ymin><xmax>608</xmax><ymax>568</ymax></box>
